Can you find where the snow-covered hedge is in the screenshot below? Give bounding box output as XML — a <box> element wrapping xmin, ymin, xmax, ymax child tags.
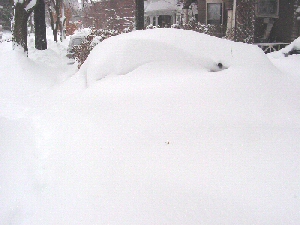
<box><xmin>176</xmin><ymin>22</ymin><xmax>226</xmax><ymax>38</ymax></box>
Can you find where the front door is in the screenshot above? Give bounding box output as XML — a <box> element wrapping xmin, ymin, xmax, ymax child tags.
<box><xmin>158</xmin><ymin>15</ymin><xmax>172</xmax><ymax>28</ymax></box>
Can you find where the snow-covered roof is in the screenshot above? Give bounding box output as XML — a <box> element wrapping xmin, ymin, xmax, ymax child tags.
<box><xmin>145</xmin><ymin>0</ymin><xmax>179</xmax><ymax>13</ymax></box>
<box><xmin>72</xmin><ymin>28</ymin><xmax>92</xmax><ymax>37</ymax></box>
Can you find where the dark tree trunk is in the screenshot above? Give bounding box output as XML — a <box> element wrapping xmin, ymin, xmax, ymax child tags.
<box><xmin>53</xmin><ymin>4</ymin><xmax>60</xmax><ymax>42</ymax></box>
<box><xmin>53</xmin><ymin>28</ymin><xmax>58</xmax><ymax>42</ymax></box>
<box><xmin>13</xmin><ymin>3</ymin><xmax>30</xmax><ymax>52</ymax></box>
<box><xmin>55</xmin><ymin>18</ymin><xmax>60</xmax><ymax>42</ymax></box>
<box><xmin>34</xmin><ymin>0</ymin><xmax>47</xmax><ymax>50</ymax></box>
<box><xmin>46</xmin><ymin>2</ymin><xmax>60</xmax><ymax>42</ymax></box>
<box><xmin>54</xmin><ymin>1</ymin><xmax>61</xmax><ymax>42</ymax></box>
<box><xmin>48</xmin><ymin>6</ymin><xmax>58</xmax><ymax>42</ymax></box>
<box><xmin>59</xmin><ymin>2</ymin><xmax>65</xmax><ymax>41</ymax></box>
<box><xmin>135</xmin><ymin>0</ymin><xmax>144</xmax><ymax>30</ymax></box>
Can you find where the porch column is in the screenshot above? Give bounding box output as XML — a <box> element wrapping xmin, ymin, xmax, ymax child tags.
<box><xmin>150</xmin><ymin>16</ymin><xmax>154</xmax><ymax>25</ymax></box>
<box><xmin>183</xmin><ymin>8</ymin><xmax>189</xmax><ymax>24</ymax></box>
<box><xmin>171</xmin><ymin>14</ymin><xmax>175</xmax><ymax>25</ymax></box>
<box><xmin>226</xmin><ymin>9</ymin><xmax>233</xmax><ymax>36</ymax></box>
<box><xmin>232</xmin><ymin>0</ymin><xmax>236</xmax><ymax>28</ymax></box>
<box><xmin>155</xmin><ymin>16</ymin><xmax>159</xmax><ymax>26</ymax></box>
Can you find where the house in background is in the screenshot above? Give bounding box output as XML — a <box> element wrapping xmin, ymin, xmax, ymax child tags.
<box><xmin>144</xmin><ymin>0</ymin><xmax>300</xmax><ymax>43</ymax></box>
<box><xmin>80</xmin><ymin>0</ymin><xmax>299</xmax><ymax>44</ymax></box>
<box><xmin>193</xmin><ymin>0</ymin><xmax>300</xmax><ymax>43</ymax></box>
<box><xmin>144</xmin><ymin>0</ymin><xmax>180</xmax><ymax>27</ymax></box>
<box><xmin>144</xmin><ymin>0</ymin><xmax>198</xmax><ymax>27</ymax></box>
<box><xmin>84</xmin><ymin>0</ymin><xmax>198</xmax><ymax>30</ymax></box>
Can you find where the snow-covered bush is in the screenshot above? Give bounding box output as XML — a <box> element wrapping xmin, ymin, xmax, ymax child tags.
<box><xmin>146</xmin><ymin>24</ymin><xmax>160</xmax><ymax>29</ymax></box>
<box><xmin>171</xmin><ymin>23</ymin><xmax>180</xmax><ymax>29</ymax></box>
<box><xmin>73</xmin><ymin>28</ymin><xmax>133</xmax><ymax>68</ymax></box>
<box><xmin>173</xmin><ymin>21</ymin><xmax>226</xmax><ymax>38</ymax></box>
<box><xmin>73</xmin><ymin>37</ymin><xmax>94</xmax><ymax>69</ymax></box>
<box><xmin>146</xmin><ymin>24</ymin><xmax>154</xmax><ymax>29</ymax></box>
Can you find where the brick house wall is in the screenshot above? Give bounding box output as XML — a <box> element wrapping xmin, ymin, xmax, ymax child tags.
<box><xmin>86</xmin><ymin>0</ymin><xmax>135</xmax><ymax>30</ymax></box>
<box><xmin>234</xmin><ymin>0</ymin><xmax>255</xmax><ymax>43</ymax></box>
<box><xmin>197</xmin><ymin>0</ymin><xmax>206</xmax><ymax>24</ymax></box>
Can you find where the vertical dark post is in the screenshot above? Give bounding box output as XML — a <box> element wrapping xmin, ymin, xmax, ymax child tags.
<box><xmin>135</xmin><ymin>0</ymin><xmax>144</xmax><ymax>30</ymax></box>
<box><xmin>34</xmin><ymin>0</ymin><xmax>47</xmax><ymax>50</ymax></box>
<box><xmin>13</xmin><ymin>3</ymin><xmax>30</xmax><ymax>52</ymax></box>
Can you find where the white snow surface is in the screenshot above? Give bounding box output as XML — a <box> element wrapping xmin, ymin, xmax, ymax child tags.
<box><xmin>0</xmin><ymin>28</ymin><xmax>300</xmax><ymax>224</ymax></box>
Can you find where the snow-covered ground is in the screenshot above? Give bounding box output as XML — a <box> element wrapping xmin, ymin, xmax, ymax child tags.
<box><xmin>0</xmin><ymin>29</ymin><xmax>300</xmax><ymax>224</ymax></box>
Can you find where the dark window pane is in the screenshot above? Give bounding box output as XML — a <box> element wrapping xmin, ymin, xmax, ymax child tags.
<box><xmin>256</xmin><ymin>0</ymin><xmax>279</xmax><ymax>17</ymax></box>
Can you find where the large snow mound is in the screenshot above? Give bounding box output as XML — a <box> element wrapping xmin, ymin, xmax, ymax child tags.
<box><xmin>78</xmin><ymin>28</ymin><xmax>299</xmax><ymax>126</ymax></box>
<box><xmin>80</xmin><ymin>28</ymin><xmax>275</xmax><ymax>85</ymax></box>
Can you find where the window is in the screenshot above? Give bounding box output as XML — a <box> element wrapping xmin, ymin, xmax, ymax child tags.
<box><xmin>256</xmin><ymin>0</ymin><xmax>279</xmax><ymax>18</ymax></box>
<box><xmin>207</xmin><ymin>3</ymin><xmax>223</xmax><ymax>25</ymax></box>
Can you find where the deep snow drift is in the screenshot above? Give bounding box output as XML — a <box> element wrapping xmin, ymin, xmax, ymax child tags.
<box><xmin>0</xmin><ymin>29</ymin><xmax>300</xmax><ymax>224</ymax></box>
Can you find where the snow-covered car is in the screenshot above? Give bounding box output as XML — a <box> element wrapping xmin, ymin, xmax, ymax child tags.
<box><xmin>284</xmin><ymin>47</ymin><xmax>300</xmax><ymax>56</ymax></box>
<box><xmin>66</xmin><ymin>34</ymin><xmax>87</xmax><ymax>59</ymax></box>
<box><xmin>66</xmin><ymin>29</ymin><xmax>92</xmax><ymax>60</ymax></box>
<box><xmin>280</xmin><ymin>37</ymin><xmax>300</xmax><ymax>57</ymax></box>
